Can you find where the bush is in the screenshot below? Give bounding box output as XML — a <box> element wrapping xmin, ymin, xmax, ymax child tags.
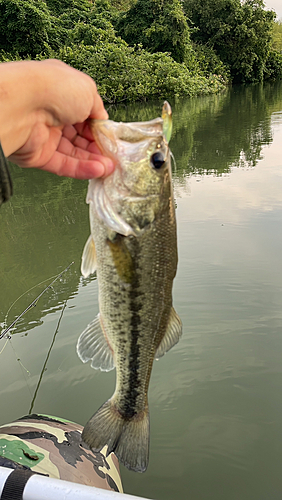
<box><xmin>0</xmin><ymin>0</ymin><xmax>51</xmax><ymax>57</ymax></box>
<box><xmin>264</xmin><ymin>50</ymin><xmax>282</xmax><ymax>80</ymax></box>
<box><xmin>37</xmin><ymin>42</ymin><xmax>225</xmax><ymax>103</ymax></box>
<box><xmin>183</xmin><ymin>0</ymin><xmax>276</xmax><ymax>83</ymax></box>
<box><xmin>0</xmin><ymin>0</ymin><xmax>226</xmax><ymax>102</ymax></box>
<box><xmin>116</xmin><ymin>0</ymin><xmax>196</xmax><ymax>66</ymax></box>
<box><xmin>193</xmin><ymin>44</ymin><xmax>230</xmax><ymax>82</ymax></box>
<box><xmin>44</xmin><ymin>0</ymin><xmax>91</xmax><ymax>16</ymax></box>
<box><xmin>271</xmin><ymin>20</ymin><xmax>282</xmax><ymax>52</ymax></box>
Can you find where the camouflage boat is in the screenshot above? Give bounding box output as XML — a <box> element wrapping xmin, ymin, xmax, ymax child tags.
<box><xmin>0</xmin><ymin>414</ymin><xmax>122</xmax><ymax>493</ymax></box>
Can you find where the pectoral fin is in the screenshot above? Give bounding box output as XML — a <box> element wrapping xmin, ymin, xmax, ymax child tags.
<box><xmin>155</xmin><ymin>307</ymin><xmax>182</xmax><ymax>360</ymax></box>
<box><xmin>81</xmin><ymin>235</ymin><xmax>97</xmax><ymax>278</ymax></box>
<box><xmin>76</xmin><ymin>314</ymin><xmax>115</xmax><ymax>372</ymax></box>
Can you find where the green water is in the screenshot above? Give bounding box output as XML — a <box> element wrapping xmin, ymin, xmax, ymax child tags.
<box><xmin>1</xmin><ymin>82</ymin><xmax>282</xmax><ymax>499</ymax></box>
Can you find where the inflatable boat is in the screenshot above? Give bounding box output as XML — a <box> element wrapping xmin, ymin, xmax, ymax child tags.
<box><xmin>0</xmin><ymin>414</ymin><xmax>148</xmax><ymax>500</ymax></box>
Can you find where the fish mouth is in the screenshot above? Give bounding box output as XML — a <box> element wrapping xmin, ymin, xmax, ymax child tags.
<box><xmin>115</xmin><ymin>119</ymin><xmax>163</xmax><ymax>143</ymax></box>
<box><xmin>91</xmin><ymin>117</ymin><xmax>163</xmax><ymax>143</ymax></box>
<box><xmin>89</xmin><ymin>118</ymin><xmax>164</xmax><ymax>163</ymax></box>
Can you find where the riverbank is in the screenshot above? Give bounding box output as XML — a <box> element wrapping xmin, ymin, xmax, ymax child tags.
<box><xmin>0</xmin><ymin>0</ymin><xmax>281</xmax><ymax>103</ymax></box>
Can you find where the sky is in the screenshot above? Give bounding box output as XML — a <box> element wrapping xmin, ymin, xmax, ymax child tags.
<box><xmin>263</xmin><ymin>0</ymin><xmax>282</xmax><ymax>20</ymax></box>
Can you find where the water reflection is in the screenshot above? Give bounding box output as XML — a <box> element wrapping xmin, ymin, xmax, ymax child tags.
<box><xmin>110</xmin><ymin>82</ymin><xmax>282</xmax><ymax>176</ymax></box>
<box><xmin>27</xmin><ymin>299</ymin><xmax>67</xmax><ymax>413</ymax></box>
<box><xmin>173</xmin><ymin>82</ymin><xmax>282</xmax><ymax>175</ymax></box>
<box><xmin>0</xmin><ymin>170</ymin><xmax>92</xmax><ymax>334</ymax></box>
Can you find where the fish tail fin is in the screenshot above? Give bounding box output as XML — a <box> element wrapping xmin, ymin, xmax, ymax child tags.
<box><xmin>82</xmin><ymin>398</ymin><xmax>149</xmax><ymax>473</ymax></box>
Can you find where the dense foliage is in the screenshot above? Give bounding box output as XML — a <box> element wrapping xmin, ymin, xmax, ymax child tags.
<box><xmin>116</xmin><ymin>0</ymin><xmax>193</xmax><ymax>65</ymax></box>
<box><xmin>183</xmin><ymin>0</ymin><xmax>282</xmax><ymax>83</ymax></box>
<box><xmin>0</xmin><ymin>0</ymin><xmax>227</xmax><ymax>101</ymax></box>
<box><xmin>0</xmin><ymin>0</ymin><xmax>51</xmax><ymax>57</ymax></box>
<box><xmin>272</xmin><ymin>20</ymin><xmax>282</xmax><ymax>52</ymax></box>
<box><xmin>0</xmin><ymin>0</ymin><xmax>281</xmax><ymax>102</ymax></box>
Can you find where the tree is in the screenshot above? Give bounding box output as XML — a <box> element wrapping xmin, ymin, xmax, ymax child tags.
<box><xmin>0</xmin><ymin>0</ymin><xmax>51</xmax><ymax>57</ymax></box>
<box><xmin>272</xmin><ymin>20</ymin><xmax>282</xmax><ymax>52</ymax></box>
<box><xmin>183</xmin><ymin>0</ymin><xmax>276</xmax><ymax>83</ymax></box>
<box><xmin>116</xmin><ymin>0</ymin><xmax>196</xmax><ymax>66</ymax></box>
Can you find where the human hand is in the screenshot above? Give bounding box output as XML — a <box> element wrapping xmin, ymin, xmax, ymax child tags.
<box><xmin>0</xmin><ymin>60</ymin><xmax>114</xmax><ymax>179</ymax></box>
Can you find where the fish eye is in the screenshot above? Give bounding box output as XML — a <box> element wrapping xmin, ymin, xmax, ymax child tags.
<box><xmin>151</xmin><ymin>151</ymin><xmax>165</xmax><ymax>169</ymax></box>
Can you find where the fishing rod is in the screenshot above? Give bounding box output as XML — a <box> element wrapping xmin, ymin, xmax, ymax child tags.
<box><xmin>28</xmin><ymin>299</ymin><xmax>68</xmax><ymax>414</ymax></box>
<box><xmin>0</xmin><ymin>261</ymin><xmax>74</xmax><ymax>340</ymax></box>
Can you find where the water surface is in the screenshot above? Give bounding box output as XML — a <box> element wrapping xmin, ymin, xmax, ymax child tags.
<box><xmin>1</xmin><ymin>82</ymin><xmax>282</xmax><ymax>500</ymax></box>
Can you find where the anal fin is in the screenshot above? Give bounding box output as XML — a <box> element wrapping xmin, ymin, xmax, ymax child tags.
<box><xmin>76</xmin><ymin>314</ymin><xmax>115</xmax><ymax>372</ymax></box>
<box><xmin>155</xmin><ymin>307</ymin><xmax>182</xmax><ymax>360</ymax></box>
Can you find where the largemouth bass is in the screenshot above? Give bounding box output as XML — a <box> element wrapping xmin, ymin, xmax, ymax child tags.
<box><xmin>77</xmin><ymin>102</ymin><xmax>182</xmax><ymax>473</ymax></box>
